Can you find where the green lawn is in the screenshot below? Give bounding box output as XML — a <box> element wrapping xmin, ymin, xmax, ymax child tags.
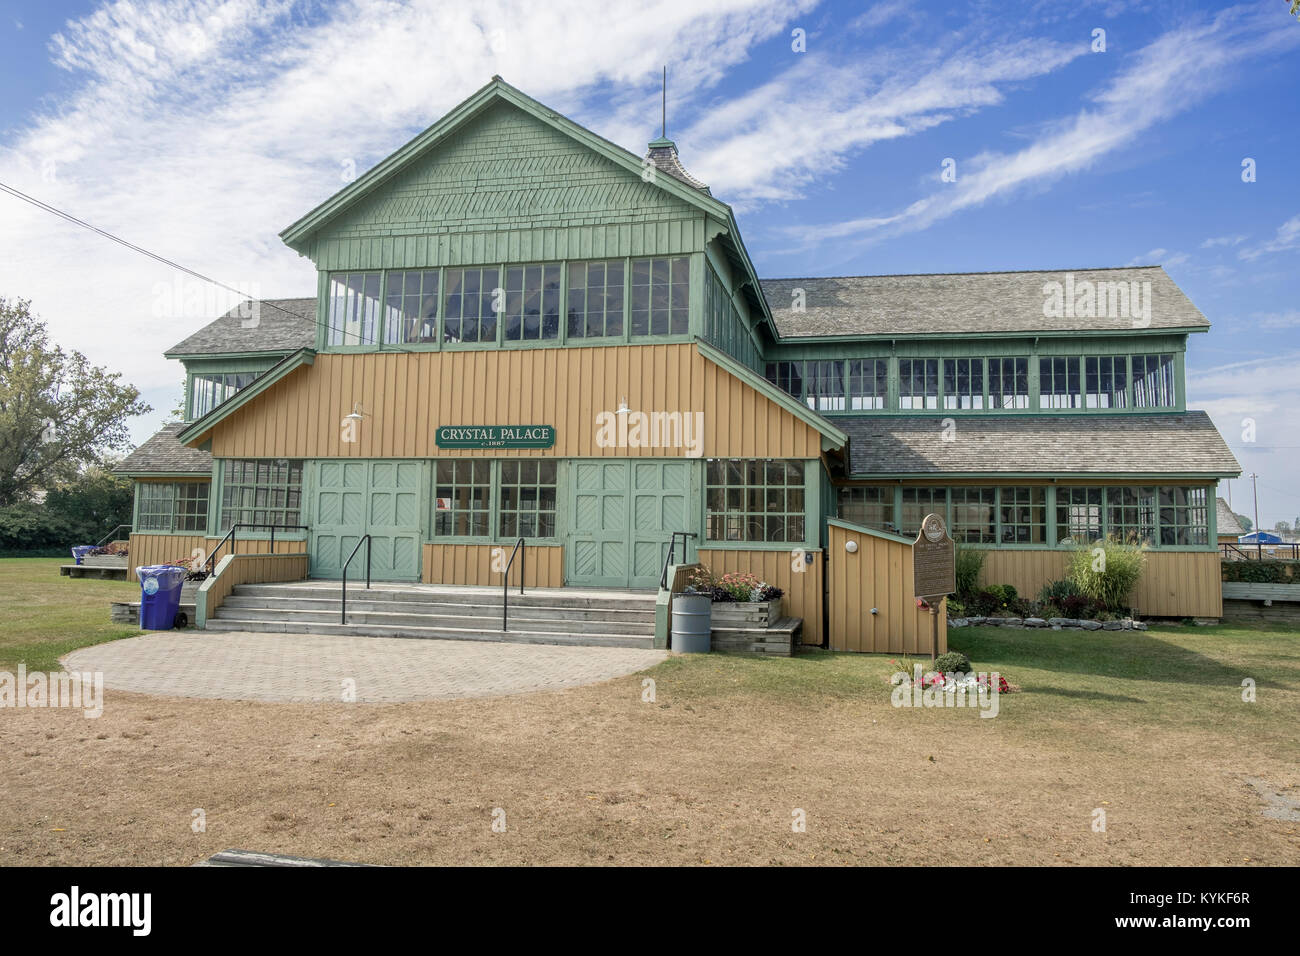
<box><xmin>0</xmin><ymin>557</ymin><xmax>142</xmax><ymax>671</ymax></box>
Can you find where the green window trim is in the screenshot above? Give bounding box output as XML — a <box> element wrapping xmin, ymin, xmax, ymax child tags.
<box><xmin>134</xmin><ymin>481</ymin><xmax>210</xmax><ymax>534</ymax></box>
<box><xmin>218</xmin><ymin>459</ymin><xmax>305</xmax><ymax>532</ymax></box>
<box><xmin>705</xmin><ymin>458</ymin><xmax>807</xmax><ymax>544</ymax></box>
<box><xmin>832</xmin><ymin>483</ymin><xmax>1213</xmax><ymax>549</ymax></box>
<box><xmin>431</xmin><ymin>459</ymin><xmax>562</xmax><ymax>544</ymax></box>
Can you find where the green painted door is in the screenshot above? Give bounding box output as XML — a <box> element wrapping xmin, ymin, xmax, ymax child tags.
<box><xmin>568</xmin><ymin>460</ymin><xmax>691</xmax><ymax>588</ymax></box>
<box><xmin>311</xmin><ymin>460</ymin><xmax>422</xmax><ymax>580</ymax></box>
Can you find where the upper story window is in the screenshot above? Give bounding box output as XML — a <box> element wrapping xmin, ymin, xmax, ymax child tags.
<box><xmin>849</xmin><ymin>359</ymin><xmax>888</xmax><ymax>410</ymax></box>
<box><xmin>503</xmin><ymin>264</ymin><xmax>561</xmax><ymax>342</ymax></box>
<box><xmin>803</xmin><ymin>361</ymin><xmax>845</xmax><ymax>412</ymax></box>
<box><xmin>988</xmin><ymin>357</ymin><xmax>1029</xmax><ymax>409</ymax></box>
<box><xmin>943</xmin><ymin>358</ymin><xmax>984</xmax><ymax>410</ymax></box>
<box><xmin>384</xmin><ymin>270</ymin><xmax>440</xmax><ymax>344</ymax></box>
<box><xmin>328</xmin><ymin>272</ymin><xmax>381</xmax><ymax>346</ymax></box>
<box><xmin>567</xmin><ymin>260</ymin><xmax>624</xmax><ymax>338</ymax></box>
<box><xmin>1039</xmin><ymin>356</ymin><xmax>1082</xmax><ymax>409</ymax></box>
<box><xmin>190</xmin><ymin>371</ymin><xmax>261</xmax><ymax>419</ymax></box>
<box><xmin>443</xmin><ymin>267</ymin><xmax>500</xmax><ymax>344</ymax></box>
<box><xmin>1133</xmin><ymin>353</ymin><xmax>1175</xmax><ymax>407</ymax></box>
<box><xmin>630</xmin><ymin>257</ymin><xmax>689</xmax><ymax>336</ymax></box>
<box><xmin>1085</xmin><ymin>355</ymin><xmax>1128</xmax><ymax>408</ymax></box>
<box><xmin>899</xmin><ymin>359</ymin><xmax>939</xmax><ymax>410</ymax></box>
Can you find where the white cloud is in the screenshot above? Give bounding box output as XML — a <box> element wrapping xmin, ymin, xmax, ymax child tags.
<box><xmin>1201</xmin><ymin>234</ymin><xmax>1247</xmax><ymax>248</ymax></box>
<box><xmin>1239</xmin><ymin>213</ymin><xmax>1300</xmax><ymax>261</ymax></box>
<box><xmin>779</xmin><ymin>6</ymin><xmax>1300</xmax><ymax>246</ymax></box>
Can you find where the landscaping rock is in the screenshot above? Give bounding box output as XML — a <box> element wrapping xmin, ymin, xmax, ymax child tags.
<box><xmin>1024</xmin><ymin>617</ymin><xmax>1047</xmax><ymax>628</ymax></box>
<box><xmin>1101</xmin><ymin>621</ymin><xmax>1123</xmax><ymax>631</ymax></box>
<box><xmin>987</xmin><ymin>617</ymin><xmax>1023</xmax><ymax>627</ymax></box>
<box><xmin>1080</xmin><ymin>620</ymin><xmax>1102</xmax><ymax>630</ymax></box>
<box><xmin>1133</xmin><ymin>621</ymin><xmax>1148</xmax><ymax>631</ymax></box>
<box><xmin>967</xmin><ymin>616</ymin><xmax>987</xmax><ymax>626</ymax></box>
<box><xmin>1121</xmin><ymin>619</ymin><xmax>1134</xmax><ymax>630</ymax></box>
<box><xmin>949</xmin><ymin>617</ymin><xmax>969</xmax><ymax>628</ymax></box>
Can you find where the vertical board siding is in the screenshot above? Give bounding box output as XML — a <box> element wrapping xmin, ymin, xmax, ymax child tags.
<box><xmin>826</xmin><ymin>524</ymin><xmax>948</xmax><ymax>654</ymax></box>
<box><xmin>696</xmin><ymin>548</ymin><xmax>824</xmax><ymax>646</ymax></box>
<box><xmin>128</xmin><ymin>534</ymin><xmax>306</xmax><ymax>579</ymax></box>
<box><xmin>979</xmin><ymin>549</ymin><xmax>1222</xmax><ymax>617</ymax></box>
<box><xmin>422</xmin><ymin>543</ymin><xmax>564</xmax><ymax>588</ymax></box>
<box><xmin>203</xmin><ymin>345</ymin><xmax>822</xmax><ymax>460</ymax></box>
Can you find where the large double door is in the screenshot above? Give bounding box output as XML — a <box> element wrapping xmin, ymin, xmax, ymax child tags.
<box><xmin>310</xmin><ymin>460</ymin><xmax>422</xmax><ymax>580</ymax></box>
<box><xmin>567</xmin><ymin>460</ymin><xmax>692</xmax><ymax>588</ymax></box>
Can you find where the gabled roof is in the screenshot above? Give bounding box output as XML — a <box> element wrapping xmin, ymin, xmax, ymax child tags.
<box><xmin>177</xmin><ymin>348</ymin><xmax>316</xmax><ymax>446</ymax></box>
<box><xmin>760</xmin><ymin>266</ymin><xmax>1209</xmax><ymax>339</ymax></box>
<box><xmin>1216</xmin><ymin>497</ymin><xmax>1246</xmax><ymax>537</ymax></box>
<box><xmin>165</xmin><ymin>298</ymin><xmax>316</xmax><ymax>358</ymax></box>
<box><xmin>114</xmin><ymin>423</ymin><xmax>213</xmax><ymax>476</ymax></box>
<box><xmin>835</xmin><ymin>411</ymin><xmax>1240</xmax><ymax>478</ymax></box>
<box><xmin>280</xmin><ymin>76</ymin><xmax>733</xmax><ymax>248</ymax></box>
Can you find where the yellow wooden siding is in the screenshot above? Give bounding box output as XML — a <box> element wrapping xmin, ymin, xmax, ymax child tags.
<box><xmin>202</xmin><ymin>345</ymin><xmax>822</xmax><ymax>460</ymax></box>
<box><xmin>978</xmin><ymin>549</ymin><xmax>1222</xmax><ymax>617</ymax></box>
<box><xmin>421</xmin><ymin>543</ymin><xmax>564</xmax><ymax>587</ymax></box>
<box><xmin>198</xmin><ymin>553</ymin><xmax>309</xmax><ymax>625</ymax></box>
<box><xmin>696</xmin><ymin>548</ymin><xmax>824</xmax><ymax>646</ymax></box>
<box><xmin>128</xmin><ymin>534</ymin><xmax>306</xmax><ymax>579</ymax></box>
<box><xmin>825</xmin><ymin>524</ymin><xmax>948</xmax><ymax>654</ymax></box>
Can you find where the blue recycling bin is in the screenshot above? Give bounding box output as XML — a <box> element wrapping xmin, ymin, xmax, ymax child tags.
<box><xmin>136</xmin><ymin>565</ymin><xmax>187</xmax><ymax>630</ymax></box>
<box><xmin>71</xmin><ymin>546</ymin><xmax>95</xmax><ymax>565</ymax></box>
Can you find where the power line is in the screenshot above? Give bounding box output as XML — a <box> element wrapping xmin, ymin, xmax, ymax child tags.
<box><xmin>0</xmin><ymin>180</ymin><xmax>396</xmax><ymax>349</ymax></box>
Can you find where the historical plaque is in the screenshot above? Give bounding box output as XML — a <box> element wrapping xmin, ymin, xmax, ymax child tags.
<box><xmin>913</xmin><ymin>512</ymin><xmax>955</xmax><ymax>599</ymax></box>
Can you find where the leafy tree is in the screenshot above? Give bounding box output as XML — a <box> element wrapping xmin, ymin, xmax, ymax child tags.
<box><xmin>0</xmin><ymin>297</ymin><xmax>150</xmax><ymax>507</ymax></box>
<box><xmin>1276</xmin><ymin>520</ymin><xmax>1292</xmax><ymax>533</ymax></box>
<box><xmin>1236</xmin><ymin>513</ymin><xmax>1253</xmax><ymax>533</ymax></box>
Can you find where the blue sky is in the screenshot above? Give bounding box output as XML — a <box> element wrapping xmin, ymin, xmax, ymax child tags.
<box><xmin>0</xmin><ymin>0</ymin><xmax>1297</xmax><ymax>523</ymax></box>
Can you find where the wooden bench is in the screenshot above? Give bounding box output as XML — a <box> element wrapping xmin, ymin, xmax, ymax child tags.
<box><xmin>708</xmin><ymin>616</ymin><xmax>802</xmax><ymax>656</ymax></box>
<box><xmin>60</xmin><ymin>564</ymin><xmax>130</xmax><ymax>581</ymax></box>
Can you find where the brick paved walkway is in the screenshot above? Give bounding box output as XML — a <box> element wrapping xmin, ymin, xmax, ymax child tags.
<box><xmin>62</xmin><ymin>632</ymin><xmax>666</xmax><ymax>703</ymax></box>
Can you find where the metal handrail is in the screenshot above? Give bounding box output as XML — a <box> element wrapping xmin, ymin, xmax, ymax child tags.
<box><xmin>203</xmin><ymin>523</ymin><xmax>310</xmax><ymax>572</ymax></box>
<box><xmin>340</xmin><ymin>535</ymin><xmax>372</xmax><ymax>624</ymax></box>
<box><xmin>659</xmin><ymin>531</ymin><xmax>699</xmax><ymax>590</ymax></box>
<box><xmin>95</xmin><ymin>524</ymin><xmax>132</xmax><ymax>548</ymax></box>
<box><xmin>501</xmin><ymin>537</ymin><xmax>526</xmax><ymax>632</ymax></box>
<box><xmin>1220</xmin><ymin>541</ymin><xmax>1299</xmax><ymax>561</ymax></box>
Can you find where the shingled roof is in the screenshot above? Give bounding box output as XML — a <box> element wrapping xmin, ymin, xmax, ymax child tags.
<box><xmin>164</xmin><ymin>298</ymin><xmax>316</xmax><ymax>357</ymax></box>
<box><xmin>834</xmin><ymin>411</ymin><xmax>1240</xmax><ymax>477</ymax></box>
<box><xmin>1216</xmin><ymin>497</ymin><xmax>1246</xmax><ymax>537</ymax></box>
<box><xmin>644</xmin><ymin>138</ymin><xmax>710</xmax><ymax>193</ymax></box>
<box><xmin>114</xmin><ymin>423</ymin><xmax>213</xmax><ymax>476</ymax></box>
<box><xmin>759</xmin><ymin>266</ymin><xmax>1208</xmax><ymax>339</ymax></box>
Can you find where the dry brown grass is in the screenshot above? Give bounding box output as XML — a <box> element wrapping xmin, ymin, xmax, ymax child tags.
<box><xmin>3</xmin><ymin>634</ymin><xmax>1299</xmax><ymax>866</ymax></box>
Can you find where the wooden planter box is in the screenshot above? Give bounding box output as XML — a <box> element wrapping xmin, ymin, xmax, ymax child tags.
<box><xmin>710</xmin><ymin>598</ymin><xmax>782</xmax><ymax>627</ymax></box>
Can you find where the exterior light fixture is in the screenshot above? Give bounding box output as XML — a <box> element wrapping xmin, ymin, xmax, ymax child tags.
<box><xmin>345</xmin><ymin>401</ymin><xmax>367</xmax><ymax>422</ymax></box>
<box><xmin>845</xmin><ymin>539</ymin><xmax>859</xmax><ymax>553</ymax></box>
<box><xmin>616</xmin><ymin>398</ymin><xmax>630</xmax><ymax>415</ymax></box>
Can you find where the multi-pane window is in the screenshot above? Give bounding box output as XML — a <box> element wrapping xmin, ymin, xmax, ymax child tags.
<box><xmin>1159</xmin><ymin>486</ymin><xmax>1207</xmax><ymax>545</ymax></box>
<box><xmin>433</xmin><ymin>460</ymin><xmax>491</xmax><ymax>537</ymax></box>
<box><xmin>765</xmin><ymin>362</ymin><xmax>804</xmax><ymax>399</ymax></box>
<box><xmin>1133</xmin><ymin>354</ymin><xmax>1175</xmax><ymax>407</ymax></box>
<box><xmin>503</xmin><ymin>264</ymin><xmax>561</xmax><ymax>341</ymax></box>
<box><xmin>137</xmin><ymin>482</ymin><xmax>209</xmax><ymax>533</ymax></box>
<box><xmin>899</xmin><ymin>359</ymin><xmax>939</xmax><ymax>410</ymax></box>
<box><xmin>988</xmin><ymin>358</ymin><xmax>1029</xmax><ymax>409</ymax></box>
<box><xmin>848</xmin><ymin>359</ymin><xmax>888</xmax><ymax>410</ymax></box>
<box><xmin>838</xmin><ymin>486</ymin><xmax>894</xmax><ymax>531</ymax></box>
<box><xmin>1107</xmin><ymin>486</ymin><xmax>1156</xmax><ymax>544</ymax></box>
<box><xmin>190</xmin><ymin>371</ymin><xmax>260</xmax><ymax>419</ymax></box>
<box><xmin>943</xmin><ymin>358</ymin><xmax>984</xmax><ymax>410</ymax></box>
<box><xmin>442</xmin><ymin>267</ymin><xmax>501</xmax><ymax>344</ymax></box>
<box><xmin>219</xmin><ymin>460</ymin><xmax>302</xmax><ymax>530</ymax></box>
<box><xmin>383</xmin><ymin>270</ymin><xmax>440</xmax><ymax>344</ymax></box>
<box><xmin>498</xmin><ymin>460</ymin><xmax>558</xmax><ymax>538</ymax></box>
<box><xmin>630</xmin><ymin>257</ymin><xmax>689</xmax><ymax>336</ymax></box>
<box><xmin>950</xmin><ymin>486</ymin><xmax>996</xmax><ymax>542</ymax></box>
<box><xmin>1085</xmin><ymin>355</ymin><xmax>1128</xmax><ymax>408</ymax></box>
<box><xmin>998</xmin><ymin>486</ymin><xmax>1046</xmax><ymax>543</ymax></box>
<box><xmin>567</xmin><ymin>260</ymin><xmax>625</xmax><ymax>338</ymax></box>
<box><xmin>328</xmin><ymin>272</ymin><xmax>382</xmax><ymax>346</ymax></box>
<box><xmin>1056</xmin><ymin>486</ymin><xmax>1103</xmax><ymax>542</ymax></box>
<box><xmin>1039</xmin><ymin>356</ymin><xmax>1082</xmax><ymax>409</ymax></box>
<box><xmin>900</xmin><ymin>487</ymin><xmax>946</xmax><ymax>536</ymax></box>
<box><xmin>803</xmin><ymin>361</ymin><xmax>845</xmax><ymax>411</ymax></box>
<box><xmin>705</xmin><ymin>459</ymin><xmax>806</xmax><ymax>543</ymax></box>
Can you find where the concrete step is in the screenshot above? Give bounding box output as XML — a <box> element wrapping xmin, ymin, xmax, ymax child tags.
<box><xmin>232</xmin><ymin>584</ymin><xmax>656</xmax><ymax>611</ymax></box>
<box><xmin>202</xmin><ymin>617</ymin><xmax>654</xmax><ymax>649</ymax></box>
<box><xmin>219</xmin><ymin>594</ymin><xmax>657</xmax><ymax>625</ymax></box>
<box><xmin>211</xmin><ymin>605</ymin><xmax>654</xmax><ymax>635</ymax></box>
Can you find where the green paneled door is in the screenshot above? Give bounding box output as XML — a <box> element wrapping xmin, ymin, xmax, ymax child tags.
<box><xmin>311</xmin><ymin>460</ymin><xmax>422</xmax><ymax>580</ymax></box>
<box><xmin>568</xmin><ymin>459</ymin><xmax>691</xmax><ymax>588</ymax></box>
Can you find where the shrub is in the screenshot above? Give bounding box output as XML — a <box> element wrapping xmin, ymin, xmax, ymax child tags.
<box><xmin>1067</xmin><ymin>538</ymin><xmax>1146</xmax><ymax>612</ymax></box>
<box><xmin>1221</xmin><ymin>560</ymin><xmax>1296</xmax><ymax>584</ymax></box>
<box><xmin>954</xmin><ymin>545</ymin><xmax>985</xmax><ymax>597</ymax></box>
<box><xmin>1037</xmin><ymin>578</ymin><xmax>1080</xmax><ymax>604</ymax></box>
<box><xmin>934</xmin><ymin>651</ymin><xmax>972</xmax><ymax>673</ymax></box>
